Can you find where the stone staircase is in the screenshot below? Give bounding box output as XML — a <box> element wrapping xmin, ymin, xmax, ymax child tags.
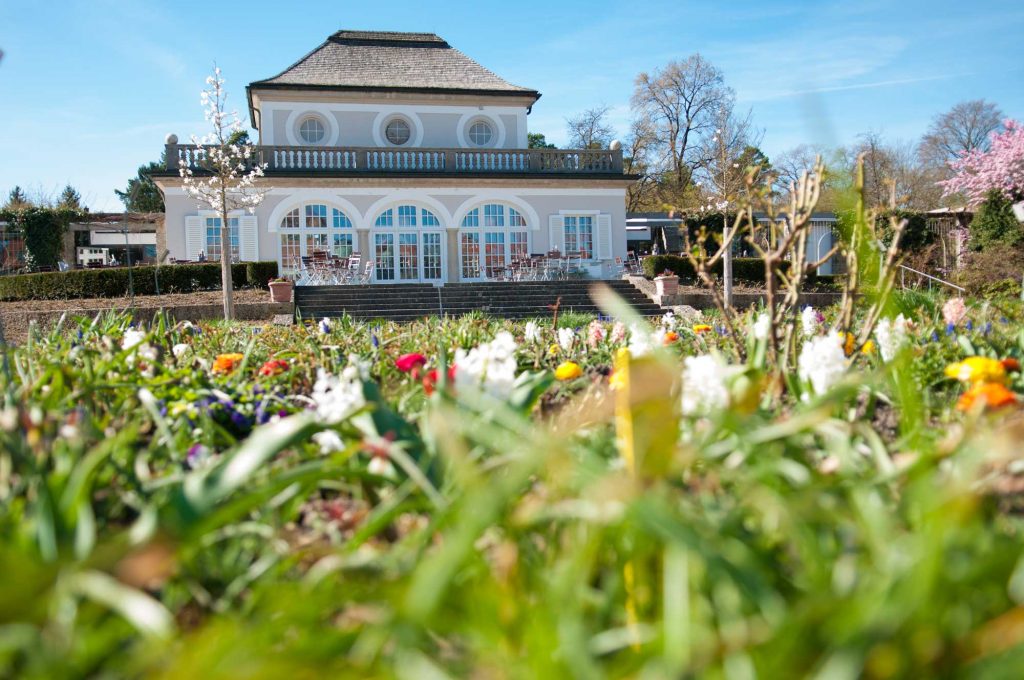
<box><xmin>294</xmin><ymin>279</ymin><xmax>663</xmax><ymax>322</ymax></box>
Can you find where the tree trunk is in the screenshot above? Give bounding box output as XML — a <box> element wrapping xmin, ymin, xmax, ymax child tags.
<box><xmin>220</xmin><ymin>202</ymin><xmax>234</xmax><ymax>321</ymax></box>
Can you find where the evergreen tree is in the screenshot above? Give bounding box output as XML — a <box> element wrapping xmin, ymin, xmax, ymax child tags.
<box><xmin>57</xmin><ymin>184</ymin><xmax>84</xmax><ymax>210</ymax></box>
<box><xmin>115</xmin><ymin>158</ymin><xmax>166</xmax><ymax>212</ymax></box>
<box><xmin>4</xmin><ymin>186</ymin><xmax>31</xmax><ymax>210</ymax></box>
<box><xmin>969</xmin><ymin>190</ymin><xmax>1022</xmax><ymax>251</ymax></box>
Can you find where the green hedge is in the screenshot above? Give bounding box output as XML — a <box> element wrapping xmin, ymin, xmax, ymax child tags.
<box><xmin>0</xmin><ymin>261</ymin><xmax>278</xmax><ymax>302</ymax></box>
<box><xmin>642</xmin><ymin>255</ymin><xmax>802</xmax><ymax>284</ymax></box>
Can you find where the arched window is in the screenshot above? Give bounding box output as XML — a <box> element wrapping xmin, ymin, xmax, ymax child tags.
<box><xmin>277</xmin><ymin>202</ymin><xmax>354</xmax><ymax>272</ymax></box>
<box><xmin>459</xmin><ymin>203</ymin><xmax>530</xmax><ymax>280</ymax></box>
<box><xmin>372</xmin><ymin>205</ymin><xmax>440</xmax><ymax>229</ymax></box>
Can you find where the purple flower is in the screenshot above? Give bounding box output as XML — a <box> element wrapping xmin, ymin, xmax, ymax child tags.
<box><xmin>945</xmin><ymin>323</ymin><xmax>955</xmax><ymax>336</ymax></box>
<box><xmin>186</xmin><ymin>443</ymin><xmax>210</xmax><ymax>469</ymax></box>
<box><xmin>984</xmin><ymin>321</ymin><xmax>993</xmax><ymax>335</ymax></box>
<box><xmin>931</xmin><ymin>331</ymin><xmax>940</xmax><ymax>343</ymax></box>
<box><xmin>966</xmin><ymin>320</ymin><xmax>974</xmax><ymax>331</ymax></box>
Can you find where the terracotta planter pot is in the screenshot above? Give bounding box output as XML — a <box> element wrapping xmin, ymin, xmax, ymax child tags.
<box><xmin>654</xmin><ymin>274</ymin><xmax>679</xmax><ymax>297</ymax></box>
<box><xmin>269</xmin><ymin>281</ymin><xmax>294</xmax><ymax>303</ymax></box>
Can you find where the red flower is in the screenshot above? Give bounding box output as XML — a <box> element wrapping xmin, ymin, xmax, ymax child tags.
<box><xmin>258</xmin><ymin>359</ymin><xmax>289</xmax><ymax>377</ymax></box>
<box><xmin>1002</xmin><ymin>358</ymin><xmax>1021</xmax><ymax>373</ymax></box>
<box><xmin>395</xmin><ymin>353</ymin><xmax>427</xmax><ymax>373</ymax></box>
<box><xmin>422</xmin><ymin>365</ymin><xmax>457</xmax><ymax>395</ymax></box>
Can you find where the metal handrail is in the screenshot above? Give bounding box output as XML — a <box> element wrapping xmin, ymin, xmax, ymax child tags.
<box><xmin>897</xmin><ymin>264</ymin><xmax>965</xmax><ymax>293</ymax></box>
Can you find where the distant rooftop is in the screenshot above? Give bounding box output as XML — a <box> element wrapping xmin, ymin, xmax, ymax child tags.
<box><xmin>249</xmin><ymin>30</ymin><xmax>540</xmax><ymax>99</ymax></box>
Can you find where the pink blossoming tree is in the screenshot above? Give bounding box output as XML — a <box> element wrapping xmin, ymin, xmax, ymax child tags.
<box><xmin>939</xmin><ymin>119</ymin><xmax>1024</xmax><ymax>206</ymax></box>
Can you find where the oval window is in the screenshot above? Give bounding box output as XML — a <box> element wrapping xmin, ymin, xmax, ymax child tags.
<box><xmin>385</xmin><ymin>119</ymin><xmax>411</xmax><ymax>145</ymax></box>
<box><xmin>469</xmin><ymin>121</ymin><xmax>493</xmax><ymax>146</ymax></box>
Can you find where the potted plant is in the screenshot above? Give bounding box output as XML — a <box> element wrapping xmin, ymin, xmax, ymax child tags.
<box><xmin>268</xmin><ymin>276</ymin><xmax>294</xmax><ymax>303</ymax></box>
<box><xmin>654</xmin><ymin>269</ymin><xmax>679</xmax><ymax>297</ymax></box>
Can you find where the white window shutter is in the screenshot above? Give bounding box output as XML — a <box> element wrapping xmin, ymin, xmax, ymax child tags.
<box><xmin>239</xmin><ymin>215</ymin><xmax>259</xmax><ymax>261</ymax></box>
<box><xmin>184</xmin><ymin>216</ymin><xmax>203</xmax><ymax>260</ymax></box>
<box><xmin>596</xmin><ymin>214</ymin><xmax>613</xmax><ymax>260</ymax></box>
<box><xmin>548</xmin><ymin>214</ymin><xmax>564</xmax><ymax>253</ymax></box>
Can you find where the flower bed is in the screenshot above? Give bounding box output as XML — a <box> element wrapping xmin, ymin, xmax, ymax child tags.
<box><xmin>3</xmin><ymin>292</ymin><xmax>1024</xmax><ymax>676</ymax></box>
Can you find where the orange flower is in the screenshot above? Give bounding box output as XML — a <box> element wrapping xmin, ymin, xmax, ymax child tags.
<box><xmin>663</xmin><ymin>330</ymin><xmax>679</xmax><ymax>345</ymax></box>
<box><xmin>843</xmin><ymin>332</ymin><xmax>856</xmax><ymax>357</ymax></box>
<box><xmin>212</xmin><ymin>353</ymin><xmax>245</xmax><ymax>374</ymax></box>
<box><xmin>957</xmin><ymin>382</ymin><xmax>1018</xmax><ymax>412</ymax></box>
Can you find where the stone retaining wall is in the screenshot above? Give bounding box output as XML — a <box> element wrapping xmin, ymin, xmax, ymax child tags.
<box><xmin>625</xmin><ymin>276</ymin><xmax>841</xmax><ymax>309</ymax></box>
<box><xmin>7</xmin><ymin>302</ymin><xmax>293</xmax><ymax>330</ymax></box>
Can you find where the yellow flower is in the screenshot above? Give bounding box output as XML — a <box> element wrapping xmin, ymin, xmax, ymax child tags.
<box><xmin>555</xmin><ymin>361</ymin><xmax>583</xmax><ymax>381</ymax></box>
<box><xmin>548</xmin><ymin>344</ymin><xmax>560</xmax><ymax>356</ymax></box>
<box><xmin>608</xmin><ymin>369</ymin><xmax>626</xmax><ymax>391</ymax></box>
<box><xmin>861</xmin><ymin>339</ymin><xmax>875</xmax><ymax>355</ymax></box>
<box><xmin>692</xmin><ymin>324</ymin><xmax>712</xmax><ymax>334</ymax></box>
<box><xmin>945</xmin><ymin>356</ymin><xmax>1007</xmax><ymax>384</ymax></box>
<box><xmin>212</xmin><ymin>353</ymin><xmax>245</xmax><ymax>374</ymax></box>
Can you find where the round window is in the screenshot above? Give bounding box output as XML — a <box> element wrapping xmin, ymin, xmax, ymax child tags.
<box><xmin>385</xmin><ymin>118</ymin><xmax>411</xmax><ymax>146</ymax></box>
<box><xmin>299</xmin><ymin>117</ymin><xmax>325</xmax><ymax>144</ymax></box>
<box><xmin>468</xmin><ymin>120</ymin><xmax>493</xmax><ymax>146</ymax></box>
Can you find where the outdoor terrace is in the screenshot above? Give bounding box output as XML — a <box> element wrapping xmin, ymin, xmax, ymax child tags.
<box><xmin>164</xmin><ymin>140</ymin><xmax>627</xmax><ymax>177</ymax></box>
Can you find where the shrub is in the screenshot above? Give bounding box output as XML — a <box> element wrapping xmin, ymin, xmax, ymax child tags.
<box><xmin>641</xmin><ymin>255</ymin><xmax>800</xmax><ymax>285</ymax></box>
<box><xmin>0</xmin><ymin>207</ymin><xmax>79</xmax><ymax>269</ymax></box>
<box><xmin>0</xmin><ymin>261</ymin><xmax>278</xmax><ymax>301</ymax></box>
<box><xmin>970</xmin><ymin>190</ymin><xmax>1022</xmax><ymax>251</ymax></box>
<box><xmin>877</xmin><ymin>209</ymin><xmax>932</xmax><ymax>250</ymax></box>
<box><xmin>956</xmin><ymin>243</ymin><xmax>1024</xmax><ymax>298</ymax></box>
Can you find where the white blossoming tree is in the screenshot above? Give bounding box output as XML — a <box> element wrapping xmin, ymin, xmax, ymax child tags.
<box><xmin>180</xmin><ymin>66</ymin><xmax>268</xmax><ymax>320</ymax></box>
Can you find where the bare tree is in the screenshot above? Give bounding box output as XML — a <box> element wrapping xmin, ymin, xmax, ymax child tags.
<box><xmin>180</xmin><ymin>66</ymin><xmax>268</xmax><ymax>320</ymax></box>
<box><xmin>566</xmin><ymin>105</ymin><xmax>615</xmax><ymax>150</ymax></box>
<box><xmin>919</xmin><ymin>99</ymin><xmax>1004</xmax><ymax>168</ymax></box>
<box><xmin>631</xmin><ymin>55</ymin><xmax>733</xmax><ymax>202</ymax></box>
<box><xmin>623</xmin><ymin>117</ymin><xmax>658</xmax><ymax>212</ymax></box>
<box><xmin>694</xmin><ymin>106</ymin><xmax>764</xmax><ymax>207</ymax></box>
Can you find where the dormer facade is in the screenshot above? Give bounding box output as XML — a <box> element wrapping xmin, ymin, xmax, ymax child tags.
<box><xmin>247</xmin><ymin>31</ymin><xmax>538</xmax><ymax>150</ymax></box>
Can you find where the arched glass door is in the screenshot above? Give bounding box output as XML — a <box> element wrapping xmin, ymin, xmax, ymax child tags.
<box><xmin>371</xmin><ymin>205</ymin><xmax>445</xmax><ymax>283</ymax></box>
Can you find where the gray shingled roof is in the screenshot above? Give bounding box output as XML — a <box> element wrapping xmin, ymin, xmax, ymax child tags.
<box><xmin>250</xmin><ymin>30</ymin><xmax>539</xmax><ymax>98</ymax></box>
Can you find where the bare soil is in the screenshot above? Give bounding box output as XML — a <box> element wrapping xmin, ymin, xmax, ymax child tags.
<box><xmin>0</xmin><ymin>289</ymin><xmax>268</xmax><ymax>343</ymax></box>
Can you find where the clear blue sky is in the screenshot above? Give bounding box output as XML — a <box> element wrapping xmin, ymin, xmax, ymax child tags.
<box><xmin>1</xmin><ymin>0</ymin><xmax>1022</xmax><ymax>211</ymax></box>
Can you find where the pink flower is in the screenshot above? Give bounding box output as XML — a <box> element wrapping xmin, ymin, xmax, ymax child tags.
<box><xmin>587</xmin><ymin>320</ymin><xmax>605</xmax><ymax>348</ymax></box>
<box><xmin>939</xmin><ymin>119</ymin><xmax>1024</xmax><ymax>205</ymax></box>
<box><xmin>610</xmin><ymin>321</ymin><xmax>627</xmax><ymax>344</ymax></box>
<box><xmin>942</xmin><ymin>297</ymin><xmax>968</xmax><ymax>326</ymax></box>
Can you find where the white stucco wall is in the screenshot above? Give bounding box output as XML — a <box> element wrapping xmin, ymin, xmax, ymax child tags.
<box><xmin>262</xmin><ymin>102</ymin><xmax>527</xmax><ymax>149</ymax></box>
<box><xmin>162</xmin><ymin>183</ymin><xmax>628</xmax><ymax>282</ymax></box>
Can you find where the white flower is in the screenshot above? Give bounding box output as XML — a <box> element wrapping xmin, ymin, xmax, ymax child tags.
<box><xmin>311</xmin><ymin>366</ymin><xmax>365</xmax><ymax>425</ymax></box>
<box><xmin>524</xmin><ymin>321</ymin><xmax>542</xmax><ymax>344</ymax></box>
<box><xmin>752</xmin><ymin>313</ymin><xmax>771</xmax><ymax>342</ymax></box>
<box><xmin>874</xmin><ymin>314</ymin><xmax>911</xmax><ymax>362</ymax></box>
<box><xmin>172</xmin><ymin>343</ymin><xmax>190</xmax><ymax>359</ymax></box>
<box><xmin>454</xmin><ymin>331</ymin><xmax>519</xmax><ymax>399</ymax></box>
<box><xmin>798</xmin><ymin>331</ymin><xmax>848</xmax><ymax>396</ymax></box>
<box><xmin>801</xmin><ymin>306</ymin><xmax>818</xmax><ymax>336</ymax></box>
<box><xmin>627</xmin><ymin>324</ymin><xmax>655</xmax><ymax>357</ymax></box>
<box><xmin>121</xmin><ymin>329</ymin><xmax>146</xmax><ymax>351</ymax></box>
<box><xmin>557</xmin><ymin>327</ymin><xmax>575</xmax><ymax>351</ymax></box>
<box><xmin>368</xmin><ymin>456</ymin><xmax>397</xmax><ymax>478</ymax></box>
<box><xmin>318</xmin><ymin>318</ymin><xmax>332</xmax><ymax>334</ymax></box>
<box><xmin>312</xmin><ymin>430</ymin><xmax>345</xmax><ymax>454</ymax></box>
<box><xmin>680</xmin><ymin>354</ymin><xmax>735</xmax><ymax>415</ymax></box>
<box><xmin>662</xmin><ymin>311</ymin><xmax>677</xmax><ymax>329</ymax></box>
